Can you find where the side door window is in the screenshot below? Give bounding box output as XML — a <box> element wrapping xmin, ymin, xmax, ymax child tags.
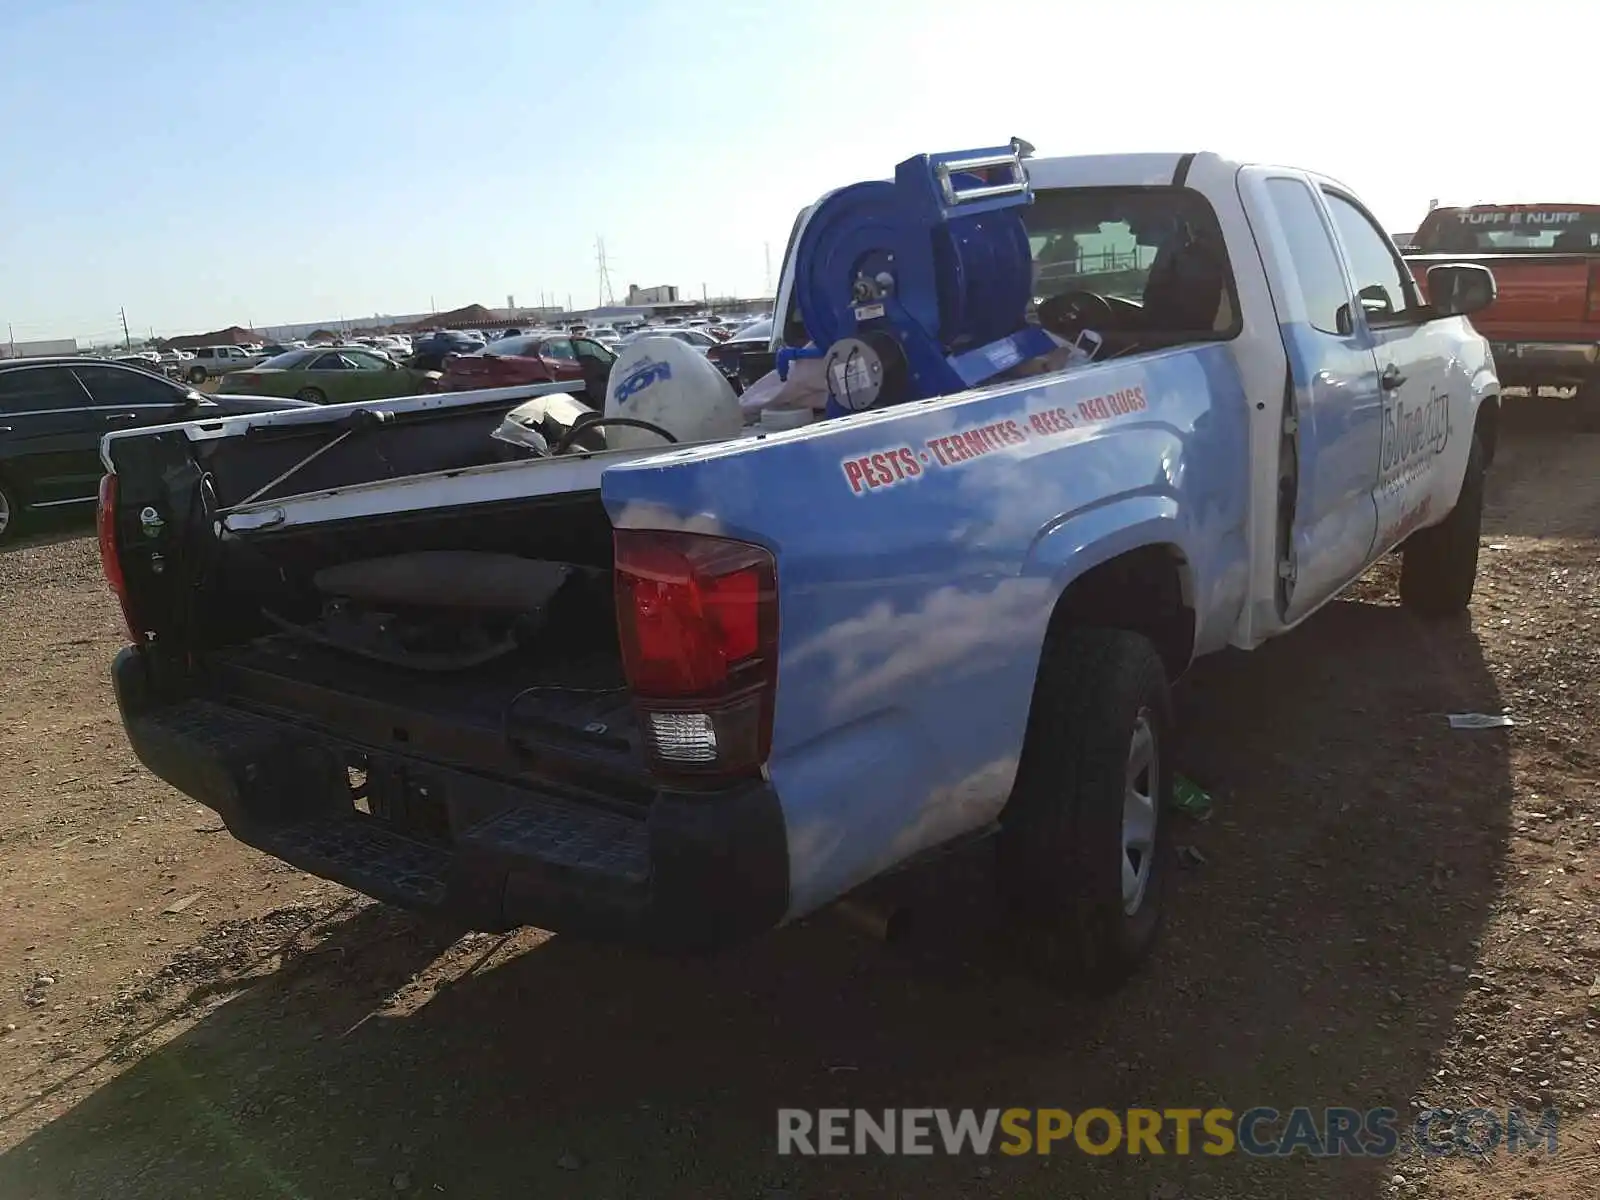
<box><xmin>573</xmin><ymin>338</ymin><xmax>615</xmax><ymax>366</ymax></box>
<box><xmin>341</xmin><ymin>351</ymin><xmax>394</xmax><ymax>399</ymax></box>
<box><xmin>309</xmin><ymin>353</ymin><xmax>351</xmax><ymax>371</ymax></box>
<box><xmin>1322</xmin><ymin>193</ymin><xmax>1416</xmax><ymax>329</ymax></box>
<box><xmin>540</xmin><ymin>338</ymin><xmax>582</xmax><ymax>379</ymax></box>
<box><xmin>572</xmin><ymin>337</ymin><xmax>616</xmax><ymax>397</ymax></box>
<box><xmin>0</xmin><ymin>367</ymin><xmax>89</xmax><ymax>414</ymax></box>
<box><xmin>70</xmin><ymin>364</ymin><xmax>186</xmax><ymax>430</ymax></box>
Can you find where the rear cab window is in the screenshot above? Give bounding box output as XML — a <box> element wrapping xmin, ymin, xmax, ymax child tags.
<box><xmin>1024</xmin><ymin>185</ymin><xmax>1241</xmax><ymax>347</ymax></box>
<box><xmin>1413</xmin><ymin>207</ymin><xmax>1600</xmax><ymax>253</ymax></box>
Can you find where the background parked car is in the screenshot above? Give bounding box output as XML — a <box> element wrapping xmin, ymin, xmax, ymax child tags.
<box><xmin>409</xmin><ymin>330</ymin><xmax>487</xmax><ymax>371</ymax></box>
<box><xmin>0</xmin><ymin>357</ymin><xmax>309</xmax><ymax>542</ymax></box>
<box><xmin>436</xmin><ymin>333</ymin><xmax>616</xmax><ymax>401</ymax></box>
<box><xmin>184</xmin><ymin>345</ymin><xmax>263</xmax><ymax>383</ymax></box>
<box><xmin>369</xmin><ymin>335</ymin><xmax>411</xmax><ymax>360</ymax></box>
<box><xmin>113</xmin><ymin>353</ymin><xmax>166</xmax><ymax>376</ymax></box>
<box><xmin>619</xmin><ymin>326</ymin><xmax>719</xmax><ymax>353</ymax></box>
<box><xmin>704</xmin><ymin>315</ymin><xmax>774</xmax><ymax>392</ymax></box>
<box><xmin>217</xmin><ymin>348</ymin><xmax>437</xmax><ymax>404</ymax></box>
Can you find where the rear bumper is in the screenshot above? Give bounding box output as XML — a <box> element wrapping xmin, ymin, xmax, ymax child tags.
<box><xmin>112</xmin><ymin>647</ymin><xmax>790</xmax><ymax>951</ymax></box>
<box><xmin>1489</xmin><ymin>340</ymin><xmax>1600</xmax><ymax>384</ymax></box>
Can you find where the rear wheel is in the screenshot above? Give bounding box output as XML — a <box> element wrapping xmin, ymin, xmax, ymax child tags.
<box><xmin>1576</xmin><ymin>375</ymin><xmax>1600</xmax><ymax>431</ymax></box>
<box><xmin>1400</xmin><ymin>435</ymin><xmax>1485</xmax><ymax>617</ymax></box>
<box><xmin>997</xmin><ymin>627</ymin><xmax>1173</xmax><ymax>994</ymax></box>
<box><xmin>187</xmin><ymin>366</ymin><xmax>206</xmax><ymax>384</ymax></box>
<box><xmin>0</xmin><ymin>476</ymin><xmax>18</xmax><ymax>544</ymax></box>
<box><xmin>295</xmin><ymin>387</ymin><xmax>327</xmax><ymax>404</ymax></box>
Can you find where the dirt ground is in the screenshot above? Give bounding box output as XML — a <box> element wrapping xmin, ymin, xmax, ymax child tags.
<box><xmin>0</xmin><ymin>407</ymin><xmax>1596</xmax><ymax>1200</ymax></box>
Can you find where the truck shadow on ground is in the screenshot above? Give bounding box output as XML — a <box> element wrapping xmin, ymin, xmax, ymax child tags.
<box><xmin>0</xmin><ymin>511</ymin><xmax>94</xmax><ymax>557</ymax></box>
<box><xmin>0</xmin><ymin>594</ymin><xmax>1511</xmax><ymax>1200</ymax></box>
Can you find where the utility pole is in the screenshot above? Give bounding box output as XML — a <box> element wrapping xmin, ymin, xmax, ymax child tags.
<box><xmin>764</xmin><ymin>242</ymin><xmax>773</xmax><ymax>295</ymax></box>
<box><xmin>595</xmin><ymin>236</ymin><xmax>616</xmax><ymax>307</ymax></box>
<box><xmin>119</xmin><ymin>306</ymin><xmax>132</xmax><ymax>351</ymax></box>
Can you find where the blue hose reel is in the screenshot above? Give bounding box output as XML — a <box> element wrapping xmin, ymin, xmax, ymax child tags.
<box><xmin>786</xmin><ymin>140</ymin><xmax>1054</xmax><ymax>418</ymax></box>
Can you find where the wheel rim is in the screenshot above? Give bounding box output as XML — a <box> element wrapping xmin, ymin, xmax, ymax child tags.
<box><xmin>0</xmin><ymin>488</ymin><xmax>10</xmax><ymax>537</ymax></box>
<box><xmin>1121</xmin><ymin>708</ymin><xmax>1158</xmax><ymax>916</ymax></box>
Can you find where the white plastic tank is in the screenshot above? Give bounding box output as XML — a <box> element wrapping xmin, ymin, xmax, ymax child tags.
<box><xmin>603</xmin><ymin>336</ymin><xmax>741</xmax><ymax>450</ymax></box>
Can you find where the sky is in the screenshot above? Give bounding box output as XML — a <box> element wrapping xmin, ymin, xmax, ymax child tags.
<box><xmin>0</xmin><ymin>0</ymin><xmax>1592</xmax><ymax>344</ymax></box>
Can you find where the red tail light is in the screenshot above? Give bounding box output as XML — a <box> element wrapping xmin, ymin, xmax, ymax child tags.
<box><xmin>614</xmin><ymin>530</ymin><xmax>777</xmax><ymax>778</ymax></box>
<box><xmin>96</xmin><ymin>474</ymin><xmax>138</xmax><ymax>640</ymax></box>
<box><xmin>234</xmin><ymin>372</ymin><xmax>262</xmax><ymax>387</ymax></box>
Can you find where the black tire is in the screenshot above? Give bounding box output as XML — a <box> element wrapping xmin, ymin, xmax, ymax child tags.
<box><xmin>997</xmin><ymin>627</ymin><xmax>1173</xmax><ymax>994</ymax></box>
<box><xmin>1399</xmin><ymin>435</ymin><xmax>1485</xmax><ymax>617</ymax></box>
<box><xmin>1576</xmin><ymin>376</ymin><xmax>1600</xmax><ymax>432</ymax></box>
<box><xmin>187</xmin><ymin>366</ymin><xmax>207</xmax><ymax>384</ymax></box>
<box><xmin>0</xmin><ymin>475</ymin><xmax>18</xmax><ymax>545</ymax></box>
<box><xmin>295</xmin><ymin>387</ymin><xmax>327</xmax><ymax>404</ymax></box>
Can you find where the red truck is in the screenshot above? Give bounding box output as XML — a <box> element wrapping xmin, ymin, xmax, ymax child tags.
<box><xmin>1404</xmin><ymin>204</ymin><xmax>1600</xmax><ymax>413</ymax></box>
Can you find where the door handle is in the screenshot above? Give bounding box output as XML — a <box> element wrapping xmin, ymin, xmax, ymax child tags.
<box><xmin>1380</xmin><ymin>364</ymin><xmax>1406</xmax><ymax>391</ymax></box>
<box><xmin>101</xmin><ymin>411</ymin><xmax>140</xmax><ymax>423</ymax></box>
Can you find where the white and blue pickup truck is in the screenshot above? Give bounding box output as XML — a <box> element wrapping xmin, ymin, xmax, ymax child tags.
<box><xmin>96</xmin><ymin>147</ymin><xmax>1500</xmax><ymax>992</ymax></box>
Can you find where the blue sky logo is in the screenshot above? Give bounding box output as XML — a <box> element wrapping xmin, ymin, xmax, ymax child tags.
<box><xmin>615</xmin><ymin>357</ymin><xmax>670</xmax><ymax>404</ymax></box>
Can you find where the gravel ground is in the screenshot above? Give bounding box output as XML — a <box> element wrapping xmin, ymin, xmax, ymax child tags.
<box><xmin>0</xmin><ymin>413</ymin><xmax>1595</xmax><ymax>1199</ymax></box>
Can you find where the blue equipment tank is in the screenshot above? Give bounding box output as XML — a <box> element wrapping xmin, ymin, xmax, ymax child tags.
<box><xmin>785</xmin><ymin>139</ymin><xmax>1055</xmax><ymax>418</ymax></box>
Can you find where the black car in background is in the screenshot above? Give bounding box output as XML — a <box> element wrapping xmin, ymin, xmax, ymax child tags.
<box><xmin>0</xmin><ymin>357</ymin><xmax>311</xmax><ymax>543</ymax></box>
<box><xmin>409</xmin><ymin>330</ymin><xmax>486</xmax><ymax>371</ymax></box>
<box><xmin>705</xmin><ymin>316</ymin><xmax>775</xmax><ymax>393</ymax></box>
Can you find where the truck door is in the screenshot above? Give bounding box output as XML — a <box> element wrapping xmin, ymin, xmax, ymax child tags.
<box><xmin>1319</xmin><ymin>190</ymin><xmax>1458</xmax><ymax>557</ymax></box>
<box><xmin>1248</xmin><ymin>173</ymin><xmax>1386</xmax><ymax>621</ymax></box>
